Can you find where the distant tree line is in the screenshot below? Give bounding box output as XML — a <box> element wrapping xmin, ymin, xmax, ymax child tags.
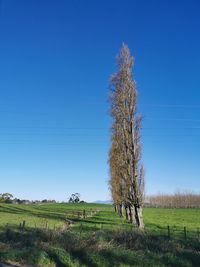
<box><xmin>109</xmin><ymin>44</ymin><xmax>145</xmax><ymax>229</ymax></box>
<box><xmin>0</xmin><ymin>193</ymin><xmax>57</xmax><ymax>204</ymax></box>
<box><xmin>0</xmin><ymin>192</ymin><xmax>85</xmax><ymax>205</ymax></box>
<box><xmin>145</xmin><ymin>192</ymin><xmax>200</xmax><ymax>208</ymax></box>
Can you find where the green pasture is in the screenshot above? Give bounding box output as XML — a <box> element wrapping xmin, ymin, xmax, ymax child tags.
<box><xmin>0</xmin><ymin>203</ymin><xmax>199</xmax><ymax>267</ymax></box>
<box><xmin>0</xmin><ymin>203</ymin><xmax>110</xmax><ymax>229</ymax></box>
<box><xmin>0</xmin><ymin>203</ymin><xmax>199</xmax><ymax>233</ymax></box>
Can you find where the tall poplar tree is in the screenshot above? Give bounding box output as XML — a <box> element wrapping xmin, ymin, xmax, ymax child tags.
<box><xmin>109</xmin><ymin>44</ymin><xmax>145</xmax><ymax>228</ymax></box>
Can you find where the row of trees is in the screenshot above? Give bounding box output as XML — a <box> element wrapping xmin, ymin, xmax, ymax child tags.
<box><xmin>146</xmin><ymin>192</ymin><xmax>200</xmax><ymax>208</ymax></box>
<box><xmin>109</xmin><ymin>44</ymin><xmax>145</xmax><ymax>228</ymax></box>
<box><xmin>0</xmin><ymin>193</ymin><xmax>57</xmax><ymax>204</ymax></box>
<box><xmin>0</xmin><ymin>192</ymin><xmax>85</xmax><ymax>205</ymax></box>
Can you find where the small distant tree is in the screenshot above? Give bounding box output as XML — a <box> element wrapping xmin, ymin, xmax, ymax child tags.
<box><xmin>0</xmin><ymin>193</ymin><xmax>13</xmax><ymax>203</ymax></box>
<box><xmin>68</xmin><ymin>193</ymin><xmax>81</xmax><ymax>203</ymax></box>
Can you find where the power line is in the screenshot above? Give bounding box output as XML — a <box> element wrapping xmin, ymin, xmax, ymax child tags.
<box><xmin>145</xmin><ymin>118</ymin><xmax>200</xmax><ymax>122</ymax></box>
<box><xmin>141</xmin><ymin>104</ymin><xmax>200</xmax><ymax>108</ymax></box>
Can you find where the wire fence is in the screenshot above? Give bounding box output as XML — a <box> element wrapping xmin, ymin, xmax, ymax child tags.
<box><xmin>2</xmin><ymin>210</ymin><xmax>200</xmax><ymax>243</ymax></box>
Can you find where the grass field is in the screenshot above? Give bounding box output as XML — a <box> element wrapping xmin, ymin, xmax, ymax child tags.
<box><xmin>0</xmin><ymin>203</ymin><xmax>199</xmax><ymax>267</ymax></box>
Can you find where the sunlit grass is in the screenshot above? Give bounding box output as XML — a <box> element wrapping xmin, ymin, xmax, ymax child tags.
<box><xmin>0</xmin><ymin>203</ymin><xmax>199</xmax><ymax>233</ymax></box>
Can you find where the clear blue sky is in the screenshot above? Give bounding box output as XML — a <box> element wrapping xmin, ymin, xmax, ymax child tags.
<box><xmin>0</xmin><ymin>0</ymin><xmax>200</xmax><ymax>202</ymax></box>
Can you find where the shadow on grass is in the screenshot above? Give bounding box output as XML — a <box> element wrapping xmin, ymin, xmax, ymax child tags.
<box><xmin>0</xmin><ymin>204</ymin><xmax>66</xmax><ymax>222</ymax></box>
<box><xmin>0</xmin><ymin>205</ymin><xmax>108</xmax><ymax>228</ymax></box>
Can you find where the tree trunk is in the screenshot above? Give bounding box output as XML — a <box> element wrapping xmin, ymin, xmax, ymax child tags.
<box><xmin>134</xmin><ymin>204</ymin><xmax>144</xmax><ymax>229</ymax></box>
<box><xmin>128</xmin><ymin>205</ymin><xmax>135</xmax><ymax>223</ymax></box>
<box><xmin>125</xmin><ymin>205</ymin><xmax>130</xmax><ymax>222</ymax></box>
<box><xmin>116</xmin><ymin>204</ymin><xmax>119</xmax><ymax>214</ymax></box>
<box><xmin>119</xmin><ymin>203</ymin><xmax>123</xmax><ymax>217</ymax></box>
<box><xmin>114</xmin><ymin>204</ymin><xmax>117</xmax><ymax>213</ymax></box>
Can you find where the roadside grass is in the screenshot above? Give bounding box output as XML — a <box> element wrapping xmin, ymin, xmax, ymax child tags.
<box><xmin>0</xmin><ymin>226</ymin><xmax>199</xmax><ymax>267</ymax></box>
<box><xmin>0</xmin><ymin>204</ymin><xmax>199</xmax><ymax>266</ymax></box>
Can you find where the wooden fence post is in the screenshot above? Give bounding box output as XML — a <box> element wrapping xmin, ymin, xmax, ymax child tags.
<box><xmin>197</xmin><ymin>227</ymin><xmax>200</xmax><ymax>240</ymax></box>
<box><xmin>22</xmin><ymin>220</ymin><xmax>26</xmax><ymax>230</ymax></box>
<box><xmin>83</xmin><ymin>209</ymin><xmax>86</xmax><ymax>219</ymax></box>
<box><xmin>167</xmin><ymin>225</ymin><xmax>170</xmax><ymax>238</ymax></box>
<box><xmin>80</xmin><ymin>223</ymin><xmax>83</xmax><ymax>235</ymax></box>
<box><xmin>184</xmin><ymin>227</ymin><xmax>187</xmax><ymax>239</ymax></box>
